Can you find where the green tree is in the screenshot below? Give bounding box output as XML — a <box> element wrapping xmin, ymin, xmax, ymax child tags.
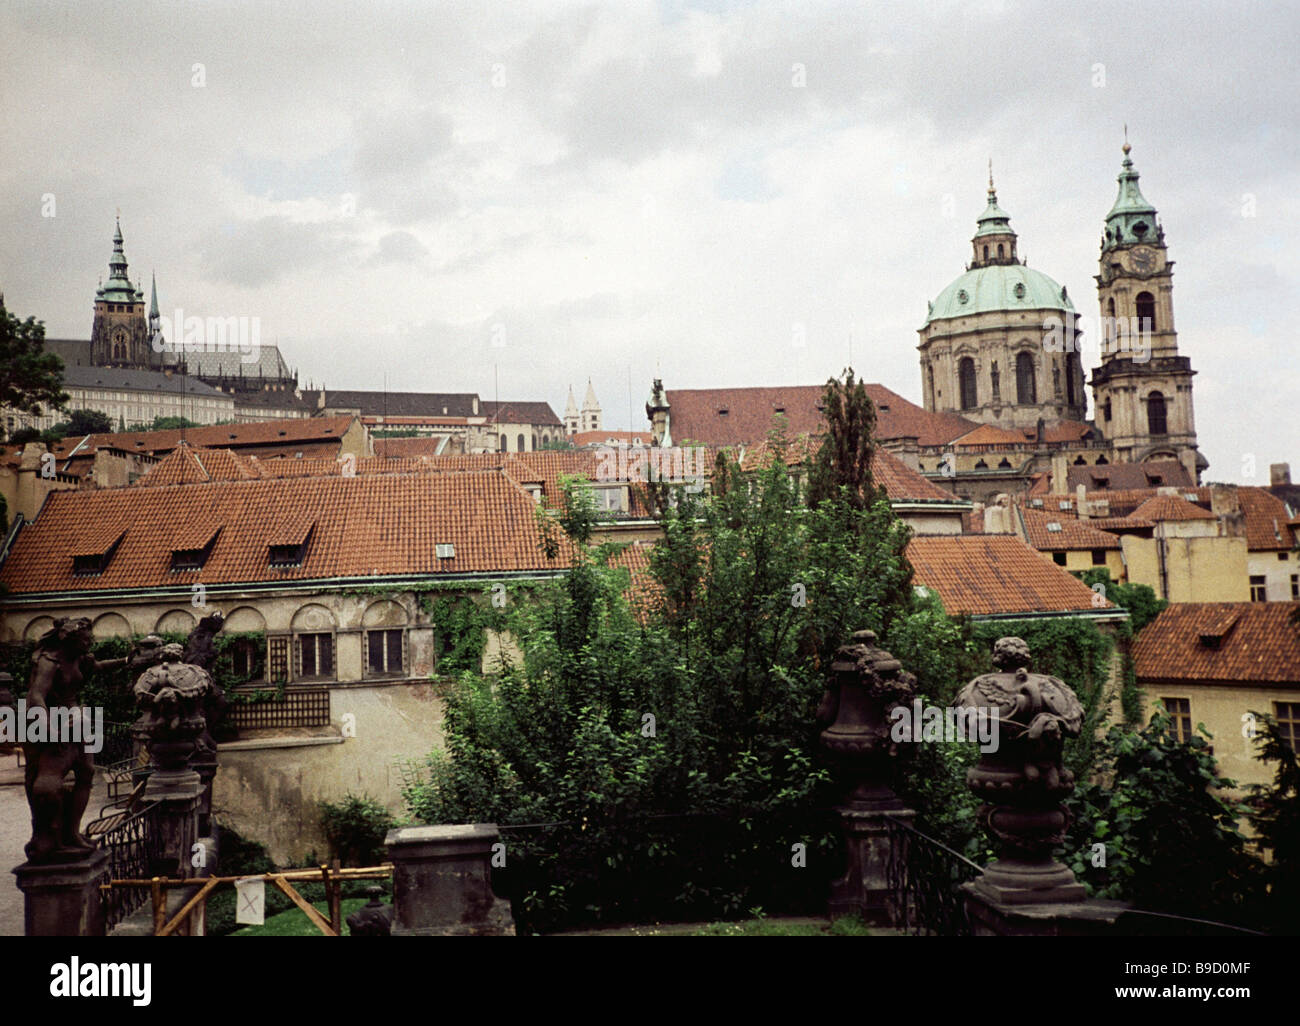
<box><xmin>0</xmin><ymin>300</ymin><xmax>67</xmax><ymax>428</ymax></box>
<box><xmin>1064</xmin><ymin>711</ymin><xmax>1263</xmax><ymax>924</ymax></box>
<box><xmin>1246</xmin><ymin>713</ymin><xmax>1300</xmax><ymax>932</ymax></box>
<box><xmin>148</xmin><ymin>415</ymin><xmax>200</xmax><ymax>431</ymax></box>
<box><xmin>808</xmin><ymin>367</ymin><xmax>878</xmax><ymax>511</ymax></box>
<box><xmin>51</xmin><ymin>408</ymin><xmax>113</xmax><ymax>437</ymax></box>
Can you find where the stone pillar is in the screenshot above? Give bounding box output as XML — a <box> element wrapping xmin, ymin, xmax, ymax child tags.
<box><xmin>817</xmin><ymin>630</ymin><xmax>918</xmax><ymax>926</ymax></box>
<box><xmin>385</xmin><ymin>825</ymin><xmax>514</xmax><ymax>936</ymax></box>
<box><xmin>13</xmin><ymin>849</ymin><xmax>110</xmax><ymax>937</ymax></box>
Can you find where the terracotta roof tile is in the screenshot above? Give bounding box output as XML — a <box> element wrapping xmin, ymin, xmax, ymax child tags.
<box><xmin>1132</xmin><ymin>493</ymin><xmax>1218</xmax><ymax>522</ymax></box>
<box><xmin>951</xmin><ymin>424</ymin><xmax>1028</xmax><ymax>447</ymax></box>
<box><xmin>1066</xmin><ymin>460</ymin><xmax>1193</xmax><ymax>491</ymax></box>
<box><xmin>1133</xmin><ymin>602</ymin><xmax>1300</xmax><ymax>684</ymax></box>
<box><xmin>906</xmin><ymin>535</ymin><xmax>1111</xmax><ymax>616</ymax></box>
<box><xmin>68</xmin><ymin>416</ymin><xmax>361</xmax><ymax>458</ymax></box>
<box><xmin>0</xmin><ymin>471</ymin><xmax>571</xmax><ymax>594</ymax></box>
<box><xmin>663</xmin><ymin>383</ymin><xmax>977</xmax><ymax>447</ymax></box>
<box><xmin>1018</xmin><ymin>508</ymin><xmax>1121</xmax><ymax>551</ymax></box>
<box><xmin>1238</xmin><ymin>486</ymin><xmax>1297</xmax><ymax>551</ymax></box>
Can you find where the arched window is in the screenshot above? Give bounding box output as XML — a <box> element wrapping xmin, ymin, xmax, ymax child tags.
<box><xmin>997</xmin><ymin>243</ymin><xmax>1004</xmax><ymax>259</ymax></box>
<box><xmin>1102</xmin><ymin>398</ymin><xmax>1112</xmax><ymax>421</ymax></box>
<box><xmin>1065</xmin><ymin>362</ymin><xmax>1076</xmax><ymax>406</ymax></box>
<box><xmin>499</xmin><ymin>434</ymin><xmax>507</xmax><ymax>452</ymax></box>
<box><xmin>1107</xmin><ymin>297</ymin><xmax>1116</xmax><ymax>318</ymax></box>
<box><xmin>959</xmin><ymin>357</ymin><xmax>977</xmax><ymax>410</ymax></box>
<box><xmin>1015</xmin><ymin>352</ymin><xmax>1036</xmax><ymax>405</ymax></box>
<box><xmin>1147</xmin><ymin>391</ymin><xmax>1167</xmax><ymax>435</ymax></box>
<box><xmin>982</xmin><ymin>245</ymin><xmax>989</xmax><ymax>261</ymax></box>
<box><xmin>1074</xmin><ymin>456</ymin><xmax>1087</xmax><ymax>465</ymax></box>
<box><xmin>517</xmin><ymin>433</ymin><xmax>526</xmax><ymax>452</ymax></box>
<box><xmin>1136</xmin><ymin>292</ymin><xmax>1156</xmax><ymax>333</ymax></box>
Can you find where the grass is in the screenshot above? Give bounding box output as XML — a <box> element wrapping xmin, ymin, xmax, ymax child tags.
<box><xmin>690</xmin><ymin>914</ymin><xmax>872</xmax><ymax>936</ymax></box>
<box><xmin>228</xmin><ymin>897</ymin><xmax>369</xmax><ymax>937</ymax></box>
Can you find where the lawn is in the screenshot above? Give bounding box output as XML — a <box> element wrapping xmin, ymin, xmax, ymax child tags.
<box><xmin>228</xmin><ymin>898</ymin><xmax>369</xmax><ymax>937</ymax></box>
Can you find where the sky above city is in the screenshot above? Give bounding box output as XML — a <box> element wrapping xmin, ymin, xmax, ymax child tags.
<box><xmin>2</xmin><ymin>0</ymin><xmax>1296</xmax><ymax>481</ymax></box>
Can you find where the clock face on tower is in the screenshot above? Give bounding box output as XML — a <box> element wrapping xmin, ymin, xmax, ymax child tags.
<box><xmin>1130</xmin><ymin>246</ymin><xmax>1156</xmax><ymax>275</ymax></box>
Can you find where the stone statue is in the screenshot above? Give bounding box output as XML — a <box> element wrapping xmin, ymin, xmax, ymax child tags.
<box><xmin>346</xmin><ymin>885</ymin><xmax>394</xmax><ymax>936</ymax></box>
<box><xmin>952</xmin><ymin>636</ymin><xmax>1086</xmax><ymax>903</ymax></box>
<box><xmin>133</xmin><ymin>644</ymin><xmax>212</xmax><ymax>795</ymax></box>
<box><xmin>990</xmin><ymin>361</ymin><xmax>1000</xmax><ymax>403</ymax></box>
<box><xmin>23</xmin><ymin>617</ymin><xmax>127</xmax><ymax>864</ymax></box>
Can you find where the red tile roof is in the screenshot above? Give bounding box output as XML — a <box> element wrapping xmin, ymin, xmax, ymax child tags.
<box><xmin>906</xmin><ymin>535</ymin><xmax>1112</xmax><ymax>616</ymax></box>
<box><xmin>663</xmin><ymin>383</ymin><xmax>977</xmax><ymax>448</ymax></box>
<box><xmin>1066</xmin><ymin>460</ymin><xmax>1193</xmax><ymax>491</ymax></box>
<box><xmin>738</xmin><ymin>434</ymin><xmax>962</xmax><ymax>504</ymax></box>
<box><xmin>1133</xmin><ymin>602</ymin><xmax>1300</xmax><ymax>684</ymax></box>
<box><xmin>1132</xmin><ymin>494</ymin><xmax>1217</xmax><ymax>522</ymax></box>
<box><xmin>1238</xmin><ymin>486</ymin><xmax>1297</xmax><ymax>551</ymax></box>
<box><xmin>1017</xmin><ymin>508</ymin><xmax>1122</xmax><ymax>551</ymax></box>
<box><xmin>481</xmin><ymin>401</ymin><xmax>562</xmax><ymax>426</ymax></box>
<box><xmin>60</xmin><ymin>416</ymin><xmax>361</xmax><ymax>460</ymax></box>
<box><xmin>0</xmin><ymin>471</ymin><xmax>571</xmax><ymax>594</ymax></box>
<box><xmin>950</xmin><ymin>424</ymin><xmax>1028</xmax><ymax>447</ymax></box>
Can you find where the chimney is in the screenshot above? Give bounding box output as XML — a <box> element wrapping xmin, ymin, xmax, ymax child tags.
<box><xmin>1050</xmin><ymin>452</ymin><xmax>1069</xmax><ymax>495</ymax></box>
<box><xmin>1076</xmin><ymin>483</ymin><xmax>1088</xmax><ymax>519</ymax></box>
<box><xmin>1271</xmin><ymin>462</ymin><xmax>1292</xmax><ymax>487</ymax></box>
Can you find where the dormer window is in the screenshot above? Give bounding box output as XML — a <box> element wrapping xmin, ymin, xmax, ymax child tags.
<box><xmin>269</xmin><ymin>520</ymin><xmax>314</xmax><ymax>567</ymax></box>
<box><xmin>72</xmin><ymin>529</ymin><xmax>126</xmax><ymax>576</ymax></box>
<box><xmin>717</xmin><ymin>408</ymin><xmax>729</xmax><ymax>416</ymax></box>
<box><xmin>170</xmin><ymin>527</ymin><xmax>221</xmax><ymax>572</ymax></box>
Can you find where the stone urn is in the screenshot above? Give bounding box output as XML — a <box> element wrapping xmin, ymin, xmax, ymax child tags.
<box><xmin>133</xmin><ymin>643</ymin><xmax>212</xmax><ymax>797</ymax></box>
<box><xmin>953</xmin><ymin>636</ymin><xmax>1086</xmax><ymax>904</ymax></box>
<box><xmin>818</xmin><ymin>629</ymin><xmax>918</xmax><ymax>810</ymax></box>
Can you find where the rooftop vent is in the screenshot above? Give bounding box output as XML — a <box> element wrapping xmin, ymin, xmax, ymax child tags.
<box><xmin>435</xmin><ymin>543</ymin><xmax>456</xmax><ymax>559</ymax></box>
<box><xmin>1031</xmin><ymin>498</ymin><xmax>1044</xmax><ymax>508</ymax></box>
<box><xmin>1059</xmin><ymin>501</ymin><xmax>1071</xmax><ymax>511</ymax></box>
<box><xmin>1047</xmin><ymin>522</ymin><xmax>1063</xmax><ymax>533</ymax></box>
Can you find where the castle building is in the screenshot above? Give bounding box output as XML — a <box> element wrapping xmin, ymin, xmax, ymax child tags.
<box><xmin>88</xmin><ymin>219</ymin><xmax>170</xmax><ymax>371</ymax></box>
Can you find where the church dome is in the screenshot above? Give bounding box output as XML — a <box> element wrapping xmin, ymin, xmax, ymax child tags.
<box><xmin>926</xmin><ymin>263</ymin><xmax>1074</xmax><ymax>324</ymax></box>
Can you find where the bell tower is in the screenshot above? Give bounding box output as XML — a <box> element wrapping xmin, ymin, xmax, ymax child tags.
<box><xmin>90</xmin><ymin>218</ymin><xmax>153</xmax><ymax>369</ymax></box>
<box><xmin>1091</xmin><ymin>139</ymin><xmax>1204</xmax><ymax>480</ymax></box>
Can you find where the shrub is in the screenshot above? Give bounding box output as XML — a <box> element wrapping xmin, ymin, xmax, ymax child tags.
<box><xmin>319</xmin><ymin>794</ymin><xmax>396</xmax><ymax>866</ymax></box>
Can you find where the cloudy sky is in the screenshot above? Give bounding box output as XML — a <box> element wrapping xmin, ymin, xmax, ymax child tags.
<box><xmin>2</xmin><ymin>0</ymin><xmax>1296</xmax><ymax>481</ymax></box>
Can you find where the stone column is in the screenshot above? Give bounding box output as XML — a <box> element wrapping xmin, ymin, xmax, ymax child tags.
<box><xmin>817</xmin><ymin>630</ymin><xmax>918</xmax><ymax>926</ymax></box>
<box><xmin>13</xmin><ymin>849</ymin><xmax>110</xmax><ymax>937</ymax></box>
<box><xmin>386</xmin><ymin>824</ymin><xmax>514</xmax><ymax>936</ymax></box>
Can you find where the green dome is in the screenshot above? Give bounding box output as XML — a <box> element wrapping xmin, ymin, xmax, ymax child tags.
<box><xmin>926</xmin><ymin>263</ymin><xmax>1074</xmax><ymax>325</ymax></box>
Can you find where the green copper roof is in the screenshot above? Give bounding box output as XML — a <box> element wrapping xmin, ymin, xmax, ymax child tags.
<box><xmin>98</xmin><ymin>217</ymin><xmax>141</xmax><ymax>304</ymax></box>
<box><xmin>1103</xmin><ymin>142</ymin><xmax>1159</xmax><ymax>251</ymax></box>
<box><xmin>973</xmin><ymin>163</ymin><xmax>1016</xmax><ymax>238</ymax></box>
<box><xmin>927</xmin><ymin>263</ymin><xmax>1074</xmax><ymax>324</ymax></box>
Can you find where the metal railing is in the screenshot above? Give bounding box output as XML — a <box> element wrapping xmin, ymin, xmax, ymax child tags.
<box><xmin>884</xmin><ymin>819</ymin><xmax>982</xmax><ymax>936</ymax></box>
<box><xmin>97</xmin><ymin>801</ymin><xmax>166</xmax><ymax>932</ymax></box>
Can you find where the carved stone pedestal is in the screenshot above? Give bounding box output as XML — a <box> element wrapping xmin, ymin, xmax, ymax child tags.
<box><xmin>13</xmin><ymin>848</ymin><xmax>109</xmax><ymax>937</ymax></box>
<box><xmin>386</xmin><ymin>824</ymin><xmax>514</xmax><ymax>936</ymax></box>
<box><xmin>963</xmin><ymin>884</ymin><xmax>1129</xmax><ymax>936</ymax></box>
<box><xmin>829</xmin><ymin>805</ymin><xmax>915</xmax><ymax>925</ymax></box>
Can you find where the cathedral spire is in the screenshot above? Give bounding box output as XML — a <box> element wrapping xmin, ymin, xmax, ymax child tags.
<box><xmin>971</xmin><ymin>163</ymin><xmax>1018</xmax><ymax>265</ymax></box>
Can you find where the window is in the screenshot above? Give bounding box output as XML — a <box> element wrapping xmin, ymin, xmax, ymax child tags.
<box><xmin>1016</xmin><ymin>352</ymin><xmax>1036</xmax><ymax>405</ymax></box>
<box><xmin>1091</xmin><ymin>549</ymin><xmax>1107</xmax><ymax>566</ymax></box>
<box><xmin>367</xmin><ymin>629</ymin><xmax>404</xmax><ymax>676</ymax></box>
<box><xmin>1161</xmin><ymin>698</ymin><xmax>1192</xmax><ymax>742</ymax></box>
<box><xmin>959</xmin><ymin>357</ymin><xmax>977</xmax><ymax>410</ymax></box>
<box><xmin>229</xmin><ymin>638</ymin><xmax>264</xmax><ymax>682</ymax></box>
<box><xmin>267</xmin><ymin>637</ymin><xmax>290</xmax><ymax>684</ymax></box>
<box><xmin>1147</xmin><ymin>392</ymin><xmax>1167</xmax><ymax>436</ymax></box>
<box><xmin>982</xmin><ymin>245</ymin><xmax>988</xmax><ymax>261</ymax></box>
<box><xmin>1102</xmin><ymin>398</ymin><xmax>1112</xmax><ymax>421</ymax></box>
<box><xmin>1250</xmin><ymin>575</ymin><xmax>1267</xmax><ymax>602</ymax></box>
<box><xmin>1292</xmin><ymin>574</ymin><xmax>1299</xmax><ymax>600</ymax></box>
<box><xmin>1065</xmin><ymin>362</ymin><xmax>1076</xmax><ymax>406</ymax></box>
<box><xmin>1136</xmin><ymin>291</ymin><xmax>1156</xmax><ymax>333</ymax></box>
<box><xmin>297</xmin><ymin>633</ymin><xmax>335</xmax><ymax>680</ymax></box>
<box><xmin>1278</xmin><ymin>552</ymin><xmax>1289</xmax><ymax>561</ymax></box>
<box><xmin>499</xmin><ymin>434</ymin><xmax>507</xmax><ymax>453</ymax></box>
<box><xmin>1052</xmin><ymin>552</ymin><xmax>1067</xmax><ymax>566</ymax></box>
<box><xmin>997</xmin><ymin>243</ymin><xmax>1004</xmax><ymax>259</ymax></box>
<box><xmin>1276</xmin><ymin>702</ymin><xmax>1300</xmax><ymax>751</ymax></box>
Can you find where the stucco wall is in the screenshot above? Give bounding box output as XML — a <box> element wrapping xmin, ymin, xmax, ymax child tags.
<box><xmin>213</xmin><ymin>679</ymin><xmax>448</xmax><ymax>864</ymax></box>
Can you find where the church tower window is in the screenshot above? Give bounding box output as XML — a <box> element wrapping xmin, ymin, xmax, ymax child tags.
<box><xmin>1136</xmin><ymin>291</ymin><xmax>1156</xmax><ymax>332</ymax></box>
<box><xmin>959</xmin><ymin>357</ymin><xmax>978</xmax><ymax>410</ymax></box>
<box><xmin>1015</xmin><ymin>352</ymin><xmax>1036</xmax><ymax>405</ymax></box>
<box><xmin>1147</xmin><ymin>392</ymin><xmax>1167</xmax><ymax>435</ymax></box>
